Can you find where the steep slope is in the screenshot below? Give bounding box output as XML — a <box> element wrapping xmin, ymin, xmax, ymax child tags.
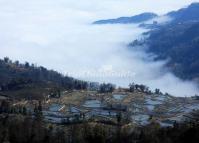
<box><xmin>128</xmin><ymin>3</ymin><xmax>199</xmax><ymax>83</ymax></box>
<box><xmin>140</xmin><ymin>22</ymin><xmax>199</xmax><ymax>81</ymax></box>
<box><xmin>167</xmin><ymin>3</ymin><xmax>199</xmax><ymax>23</ymax></box>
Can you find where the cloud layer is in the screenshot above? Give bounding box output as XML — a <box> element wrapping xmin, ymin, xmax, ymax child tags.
<box><xmin>0</xmin><ymin>0</ymin><xmax>198</xmax><ymax>96</ymax></box>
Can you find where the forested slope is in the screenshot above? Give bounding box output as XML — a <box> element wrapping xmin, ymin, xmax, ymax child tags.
<box><xmin>130</xmin><ymin>3</ymin><xmax>199</xmax><ymax>82</ymax></box>
<box><xmin>0</xmin><ymin>57</ymin><xmax>88</xmax><ymax>99</ymax></box>
<box><xmin>145</xmin><ymin>22</ymin><xmax>199</xmax><ymax>81</ymax></box>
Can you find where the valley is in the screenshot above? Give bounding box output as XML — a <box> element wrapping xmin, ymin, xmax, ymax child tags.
<box><xmin>0</xmin><ymin>1</ymin><xmax>199</xmax><ymax>143</ymax></box>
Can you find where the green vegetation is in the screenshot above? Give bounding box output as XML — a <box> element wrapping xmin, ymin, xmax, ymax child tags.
<box><xmin>0</xmin><ymin>57</ymin><xmax>198</xmax><ymax>142</ymax></box>
<box><xmin>168</xmin><ymin>3</ymin><xmax>199</xmax><ymax>24</ymax></box>
<box><xmin>0</xmin><ymin>57</ymin><xmax>89</xmax><ymax>99</ymax></box>
<box><xmin>99</xmin><ymin>83</ymin><xmax>116</xmax><ymax>93</ymax></box>
<box><xmin>145</xmin><ymin>22</ymin><xmax>199</xmax><ymax>81</ymax></box>
<box><xmin>129</xmin><ymin>3</ymin><xmax>199</xmax><ymax>83</ymax></box>
<box><xmin>0</xmin><ymin>113</ymin><xmax>199</xmax><ymax>143</ymax></box>
<box><xmin>130</xmin><ymin>21</ymin><xmax>199</xmax><ymax>83</ymax></box>
<box><xmin>0</xmin><ymin>57</ymin><xmax>119</xmax><ymax>99</ymax></box>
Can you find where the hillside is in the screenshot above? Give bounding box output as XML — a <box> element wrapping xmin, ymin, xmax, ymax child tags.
<box><xmin>167</xmin><ymin>3</ymin><xmax>199</xmax><ymax>23</ymax></box>
<box><xmin>93</xmin><ymin>2</ymin><xmax>199</xmax><ymax>83</ymax></box>
<box><xmin>144</xmin><ymin>22</ymin><xmax>199</xmax><ymax>81</ymax></box>
<box><xmin>128</xmin><ymin>3</ymin><xmax>199</xmax><ymax>83</ymax></box>
<box><xmin>0</xmin><ymin>57</ymin><xmax>88</xmax><ymax>99</ymax></box>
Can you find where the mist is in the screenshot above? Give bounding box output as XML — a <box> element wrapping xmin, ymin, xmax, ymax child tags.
<box><xmin>0</xmin><ymin>0</ymin><xmax>199</xmax><ymax>96</ymax></box>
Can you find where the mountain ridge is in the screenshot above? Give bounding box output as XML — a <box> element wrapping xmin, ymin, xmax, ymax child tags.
<box><xmin>167</xmin><ymin>3</ymin><xmax>199</xmax><ymax>23</ymax></box>
<box><xmin>0</xmin><ymin>57</ymin><xmax>89</xmax><ymax>99</ymax></box>
<box><xmin>93</xmin><ymin>12</ymin><xmax>158</xmax><ymax>24</ymax></box>
<box><xmin>94</xmin><ymin>2</ymin><xmax>199</xmax><ymax>83</ymax></box>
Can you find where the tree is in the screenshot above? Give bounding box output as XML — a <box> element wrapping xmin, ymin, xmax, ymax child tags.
<box><xmin>155</xmin><ymin>88</ymin><xmax>160</xmax><ymax>94</ymax></box>
<box><xmin>116</xmin><ymin>112</ymin><xmax>122</xmax><ymax>124</ymax></box>
<box><xmin>25</xmin><ymin>62</ymin><xmax>30</xmax><ymax>68</ymax></box>
<box><xmin>34</xmin><ymin>101</ymin><xmax>43</xmax><ymax>121</ymax></box>
<box><xmin>14</xmin><ymin>60</ymin><xmax>19</xmax><ymax>66</ymax></box>
<box><xmin>22</xmin><ymin>106</ymin><xmax>27</xmax><ymax>115</ymax></box>
<box><xmin>4</xmin><ymin>57</ymin><xmax>10</xmax><ymax>63</ymax></box>
<box><xmin>0</xmin><ymin>100</ymin><xmax>10</xmax><ymax>113</ymax></box>
<box><xmin>129</xmin><ymin>83</ymin><xmax>135</xmax><ymax>92</ymax></box>
<box><xmin>140</xmin><ymin>84</ymin><xmax>146</xmax><ymax>92</ymax></box>
<box><xmin>99</xmin><ymin>83</ymin><xmax>115</xmax><ymax>93</ymax></box>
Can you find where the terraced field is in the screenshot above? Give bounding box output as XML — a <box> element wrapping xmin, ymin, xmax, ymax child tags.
<box><xmin>19</xmin><ymin>90</ymin><xmax>199</xmax><ymax>126</ymax></box>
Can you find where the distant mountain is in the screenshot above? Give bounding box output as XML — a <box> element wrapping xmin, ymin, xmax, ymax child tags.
<box><xmin>93</xmin><ymin>2</ymin><xmax>199</xmax><ymax>83</ymax></box>
<box><xmin>167</xmin><ymin>3</ymin><xmax>199</xmax><ymax>23</ymax></box>
<box><xmin>93</xmin><ymin>2</ymin><xmax>199</xmax><ymax>25</ymax></box>
<box><xmin>93</xmin><ymin>12</ymin><xmax>158</xmax><ymax>24</ymax></box>
<box><xmin>128</xmin><ymin>3</ymin><xmax>199</xmax><ymax>83</ymax></box>
<box><xmin>132</xmin><ymin>21</ymin><xmax>199</xmax><ymax>82</ymax></box>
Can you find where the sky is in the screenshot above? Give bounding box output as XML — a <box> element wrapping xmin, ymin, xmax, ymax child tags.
<box><xmin>0</xmin><ymin>0</ymin><xmax>199</xmax><ymax>96</ymax></box>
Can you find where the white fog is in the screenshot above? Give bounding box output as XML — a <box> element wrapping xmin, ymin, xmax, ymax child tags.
<box><xmin>0</xmin><ymin>0</ymin><xmax>198</xmax><ymax>96</ymax></box>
